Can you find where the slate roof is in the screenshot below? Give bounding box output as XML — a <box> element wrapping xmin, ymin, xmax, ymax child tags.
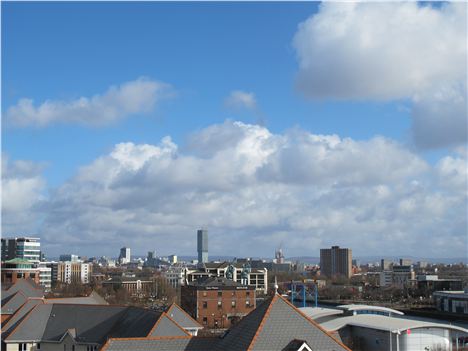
<box><xmin>1</xmin><ymin>279</ymin><xmax>44</xmax><ymax>303</ymax></box>
<box><xmin>166</xmin><ymin>304</ymin><xmax>203</xmax><ymax>330</ymax></box>
<box><xmin>44</xmin><ymin>291</ymin><xmax>108</xmax><ymax>305</ymax></box>
<box><xmin>148</xmin><ymin>314</ymin><xmax>190</xmax><ymax>337</ymax></box>
<box><xmin>1</xmin><ymin>298</ymin><xmax>45</xmax><ymax>337</ymax></box>
<box><xmin>1</xmin><ymin>291</ymin><xmax>28</xmax><ymax>315</ymax></box>
<box><xmin>102</xmin><ymin>336</ymin><xmax>219</xmax><ymax>351</ymax></box>
<box><xmin>215</xmin><ymin>294</ymin><xmax>351</xmax><ymax>351</ymax></box>
<box><xmin>5</xmin><ymin>304</ymin><xmax>163</xmax><ymax>345</ymax></box>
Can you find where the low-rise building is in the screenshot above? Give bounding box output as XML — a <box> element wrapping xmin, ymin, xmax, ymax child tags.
<box><xmin>1</xmin><ymin>259</ymin><xmax>41</xmax><ymax>286</ymax></box>
<box><xmin>102</xmin><ymin>276</ymin><xmax>157</xmax><ymax>296</ymax></box>
<box><xmin>380</xmin><ymin>265</ymin><xmax>415</xmax><ymax>288</ymax></box>
<box><xmin>181</xmin><ymin>276</ymin><xmax>256</xmax><ymax>329</ymax></box>
<box><xmin>433</xmin><ymin>290</ymin><xmax>468</xmax><ymax>315</ymax></box>
<box><xmin>417</xmin><ymin>275</ymin><xmax>463</xmax><ymax>292</ymax></box>
<box><xmin>185</xmin><ymin>262</ymin><xmax>268</xmax><ymax>294</ymax></box>
<box><xmin>55</xmin><ymin>261</ymin><xmax>92</xmax><ymax>284</ymax></box>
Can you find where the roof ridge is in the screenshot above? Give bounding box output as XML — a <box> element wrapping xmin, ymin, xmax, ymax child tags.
<box><xmin>6</xmin><ymin>303</ymin><xmax>51</xmax><ymax>341</ymax></box>
<box><xmin>278</xmin><ymin>295</ymin><xmax>353</xmax><ymax>351</ymax></box>
<box><xmin>246</xmin><ymin>294</ymin><xmax>278</xmax><ymax>351</ymax></box>
<box><xmin>167</xmin><ymin>303</ymin><xmax>203</xmax><ymax>328</ymax></box>
<box><xmin>2</xmin><ymin>298</ymin><xmax>45</xmax><ymax>334</ymax></box>
<box><xmin>163</xmin><ymin>313</ymin><xmax>191</xmax><ymax>337</ymax></box>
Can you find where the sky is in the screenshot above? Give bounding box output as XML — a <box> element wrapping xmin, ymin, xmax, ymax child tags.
<box><xmin>2</xmin><ymin>2</ymin><xmax>467</xmax><ymax>260</ymax></box>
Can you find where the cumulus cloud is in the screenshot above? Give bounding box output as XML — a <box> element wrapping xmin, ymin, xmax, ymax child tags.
<box><xmin>2</xmin><ymin>156</ymin><xmax>46</xmax><ymax>233</ymax></box>
<box><xmin>224</xmin><ymin>90</ymin><xmax>257</xmax><ymax>110</ymax></box>
<box><xmin>29</xmin><ymin>121</ymin><xmax>466</xmax><ymax>258</ymax></box>
<box><xmin>293</xmin><ymin>2</ymin><xmax>467</xmax><ymax>149</ymax></box>
<box><xmin>5</xmin><ymin>77</ymin><xmax>173</xmax><ymax>127</ymax></box>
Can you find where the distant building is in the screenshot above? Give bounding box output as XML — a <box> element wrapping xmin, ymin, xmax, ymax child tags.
<box><xmin>144</xmin><ymin>251</ymin><xmax>158</xmax><ymax>267</ymax></box>
<box><xmin>102</xmin><ymin>276</ymin><xmax>156</xmax><ymax>297</ymax></box>
<box><xmin>168</xmin><ymin>254</ymin><xmax>178</xmax><ymax>264</ymax></box>
<box><xmin>433</xmin><ymin>290</ymin><xmax>468</xmax><ymax>315</ymax></box>
<box><xmin>417</xmin><ymin>275</ymin><xmax>463</xmax><ymax>292</ymax></box>
<box><xmin>197</xmin><ymin>229</ymin><xmax>208</xmax><ymax>264</ymax></box>
<box><xmin>54</xmin><ymin>261</ymin><xmax>92</xmax><ymax>284</ymax></box>
<box><xmin>185</xmin><ymin>262</ymin><xmax>268</xmax><ymax>294</ymax></box>
<box><xmin>181</xmin><ymin>276</ymin><xmax>256</xmax><ymax>329</ymax></box>
<box><xmin>380</xmin><ymin>265</ymin><xmax>415</xmax><ymax>288</ymax></box>
<box><xmin>1</xmin><ymin>237</ymin><xmax>41</xmax><ymax>262</ymax></box>
<box><xmin>119</xmin><ymin>247</ymin><xmax>131</xmax><ymax>264</ymax></box>
<box><xmin>320</xmin><ymin>246</ymin><xmax>352</xmax><ymax>278</ymax></box>
<box><xmin>1</xmin><ymin>258</ymin><xmax>41</xmax><ymax>285</ymax></box>
<box><xmin>164</xmin><ymin>265</ymin><xmax>186</xmax><ymax>288</ymax></box>
<box><xmin>274</xmin><ymin>248</ymin><xmax>285</xmax><ymax>264</ymax></box>
<box><xmin>59</xmin><ymin>254</ymin><xmax>79</xmax><ymax>262</ymax></box>
<box><xmin>399</xmin><ymin>258</ymin><xmax>412</xmax><ymax>266</ymax></box>
<box><xmin>380</xmin><ymin>259</ymin><xmax>392</xmax><ymax>271</ymax></box>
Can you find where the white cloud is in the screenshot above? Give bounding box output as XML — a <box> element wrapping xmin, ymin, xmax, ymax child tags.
<box><xmin>224</xmin><ymin>90</ymin><xmax>257</xmax><ymax>110</ymax></box>
<box><xmin>2</xmin><ymin>156</ymin><xmax>46</xmax><ymax>233</ymax></box>
<box><xmin>293</xmin><ymin>2</ymin><xmax>467</xmax><ymax>149</ymax></box>
<box><xmin>28</xmin><ymin>121</ymin><xmax>466</xmax><ymax>258</ymax></box>
<box><xmin>6</xmin><ymin>77</ymin><xmax>173</xmax><ymax>127</ymax></box>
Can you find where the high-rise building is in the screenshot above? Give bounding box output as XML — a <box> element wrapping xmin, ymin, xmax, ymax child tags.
<box><xmin>56</xmin><ymin>262</ymin><xmax>92</xmax><ymax>284</ymax></box>
<box><xmin>381</xmin><ymin>259</ymin><xmax>393</xmax><ymax>271</ymax></box>
<box><xmin>1</xmin><ymin>237</ymin><xmax>41</xmax><ymax>262</ymax></box>
<box><xmin>320</xmin><ymin>246</ymin><xmax>352</xmax><ymax>278</ymax></box>
<box><xmin>119</xmin><ymin>247</ymin><xmax>131</xmax><ymax>264</ymax></box>
<box><xmin>197</xmin><ymin>229</ymin><xmax>208</xmax><ymax>264</ymax></box>
<box><xmin>59</xmin><ymin>254</ymin><xmax>79</xmax><ymax>262</ymax></box>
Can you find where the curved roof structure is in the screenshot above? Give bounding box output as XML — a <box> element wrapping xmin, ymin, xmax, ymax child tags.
<box><xmin>337</xmin><ymin>304</ymin><xmax>404</xmax><ymax>315</ymax></box>
<box><xmin>321</xmin><ymin>314</ymin><xmax>468</xmax><ymax>334</ymax></box>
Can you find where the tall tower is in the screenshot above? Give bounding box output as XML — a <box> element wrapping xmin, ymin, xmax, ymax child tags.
<box><xmin>197</xmin><ymin>229</ymin><xmax>208</xmax><ymax>263</ymax></box>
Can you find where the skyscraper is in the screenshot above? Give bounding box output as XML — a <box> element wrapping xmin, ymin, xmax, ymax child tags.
<box><xmin>197</xmin><ymin>229</ymin><xmax>208</xmax><ymax>263</ymax></box>
<box><xmin>320</xmin><ymin>246</ymin><xmax>352</xmax><ymax>278</ymax></box>
<box><xmin>119</xmin><ymin>247</ymin><xmax>131</xmax><ymax>264</ymax></box>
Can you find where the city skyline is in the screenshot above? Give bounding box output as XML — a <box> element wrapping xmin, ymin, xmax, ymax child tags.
<box><xmin>2</xmin><ymin>2</ymin><xmax>467</xmax><ymax>258</ymax></box>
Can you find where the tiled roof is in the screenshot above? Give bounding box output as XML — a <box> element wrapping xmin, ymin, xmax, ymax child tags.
<box><xmin>191</xmin><ymin>276</ymin><xmax>246</xmax><ymax>288</ymax></box>
<box><xmin>148</xmin><ymin>314</ymin><xmax>190</xmax><ymax>337</ymax></box>
<box><xmin>1</xmin><ymin>279</ymin><xmax>44</xmax><ymax>302</ymax></box>
<box><xmin>1</xmin><ymin>298</ymin><xmax>44</xmax><ymax>337</ymax></box>
<box><xmin>166</xmin><ymin>304</ymin><xmax>203</xmax><ymax>330</ymax></box>
<box><xmin>5</xmin><ymin>304</ymin><xmax>163</xmax><ymax>344</ymax></box>
<box><xmin>215</xmin><ymin>295</ymin><xmax>350</xmax><ymax>351</ymax></box>
<box><xmin>103</xmin><ymin>336</ymin><xmax>219</xmax><ymax>351</ymax></box>
<box><xmin>1</xmin><ymin>291</ymin><xmax>28</xmax><ymax>315</ymax></box>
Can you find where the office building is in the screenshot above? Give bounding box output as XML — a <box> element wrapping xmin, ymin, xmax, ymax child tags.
<box><xmin>399</xmin><ymin>258</ymin><xmax>412</xmax><ymax>266</ymax></box>
<box><xmin>59</xmin><ymin>254</ymin><xmax>79</xmax><ymax>262</ymax></box>
<box><xmin>320</xmin><ymin>246</ymin><xmax>352</xmax><ymax>278</ymax></box>
<box><xmin>1</xmin><ymin>237</ymin><xmax>41</xmax><ymax>262</ymax></box>
<box><xmin>56</xmin><ymin>261</ymin><xmax>92</xmax><ymax>284</ymax></box>
<box><xmin>197</xmin><ymin>229</ymin><xmax>208</xmax><ymax>264</ymax></box>
<box><xmin>181</xmin><ymin>276</ymin><xmax>256</xmax><ymax>329</ymax></box>
<box><xmin>380</xmin><ymin>259</ymin><xmax>392</xmax><ymax>271</ymax></box>
<box><xmin>168</xmin><ymin>254</ymin><xmax>178</xmax><ymax>264</ymax></box>
<box><xmin>185</xmin><ymin>262</ymin><xmax>268</xmax><ymax>294</ymax></box>
<box><xmin>380</xmin><ymin>265</ymin><xmax>415</xmax><ymax>288</ymax></box>
<box><xmin>119</xmin><ymin>247</ymin><xmax>131</xmax><ymax>264</ymax></box>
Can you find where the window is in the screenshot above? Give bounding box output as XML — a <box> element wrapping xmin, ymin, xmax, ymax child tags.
<box><xmin>203</xmin><ymin>291</ymin><xmax>207</xmax><ymax>297</ymax></box>
<box><xmin>37</xmin><ymin>344</ymin><xmax>41</xmax><ymax>350</ymax></box>
<box><xmin>72</xmin><ymin>346</ymin><xmax>75</xmax><ymax>351</ymax></box>
<box><xmin>203</xmin><ymin>317</ymin><xmax>208</xmax><ymax>325</ymax></box>
<box><xmin>64</xmin><ymin>345</ymin><xmax>67</xmax><ymax>351</ymax></box>
<box><xmin>217</xmin><ymin>291</ymin><xmax>222</xmax><ymax>297</ymax></box>
<box><xmin>217</xmin><ymin>301</ymin><xmax>222</xmax><ymax>309</ymax></box>
<box><xmin>231</xmin><ymin>300</ymin><xmax>236</xmax><ymax>308</ymax></box>
<box><xmin>246</xmin><ymin>300</ymin><xmax>250</xmax><ymax>307</ymax></box>
<box><xmin>231</xmin><ymin>291</ymin><xmax>235</xmax><ymax>297</ymax></box>
<box><xmin>18</xmin><ymin>344</ymin><xmax>27</xmax><ymax>351</ymax></box>
<box><xmin>246</xmin><ymin>291</ymin><xmax>250</xmax><ymax>296</ymax></box>
<box><xmin>202</xmin><ymin>301</ymin><xmax>207</xmax><ymax>309</ymax></box>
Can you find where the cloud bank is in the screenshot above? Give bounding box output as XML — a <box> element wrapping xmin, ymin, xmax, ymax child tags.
<box><xmin>293</xmin><ymin>2</ymin><xmax>467</xmax><ymax>149</ymax></box>
<box><xmin>5</xmin><ymin>121</ymin><xmax>465</xmax><ymax>258</ymax></box>
<box><xmin>6</xmin><ymin>77</ymin><xmax>172</xmax><ymax>127</ymax></box>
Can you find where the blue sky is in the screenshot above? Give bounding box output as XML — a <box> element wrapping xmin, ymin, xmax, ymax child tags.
<box><xmin>3</xmin><ymin>2</ymin><xmax>413</xmax><ymax>185</ymax></box>
<box><xmin>2</xmin><ymin>2</ymin><xmax>466</xmax><ymax>259</ymax></box>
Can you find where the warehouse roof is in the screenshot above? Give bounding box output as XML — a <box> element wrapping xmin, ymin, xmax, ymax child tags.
<box><xmin>320</xmin><ymin>314</ymin><xmax>468</xmax><ymax>334</ymax></box>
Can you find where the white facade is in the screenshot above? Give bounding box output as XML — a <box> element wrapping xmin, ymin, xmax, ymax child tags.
<box><xmin>119</xmin><ymin>247</ymin><xmax>131</xmax><ymax>264</ymax></box>
<box><xmin>164</xmin><ymin>266</ymin><xmax>186</xmax><ymax>288</ymax></box>
<box><xmin>38</xmin><ymin>262</ymin><xmax>52</xmax><ymax>291</ymax></box>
